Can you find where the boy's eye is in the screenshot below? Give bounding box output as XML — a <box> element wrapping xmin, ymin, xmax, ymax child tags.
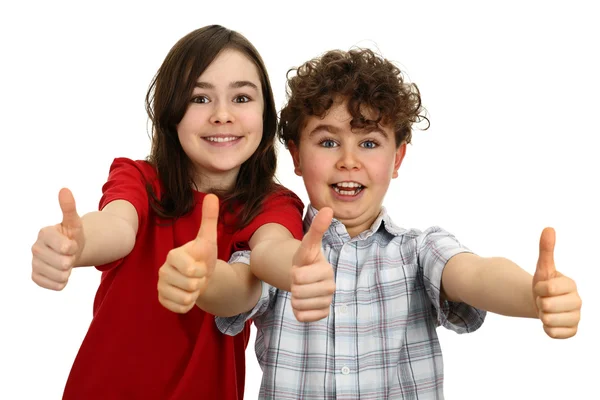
<box><xmin>191</xmin><ymin>95</ymin><xmax>210</xmax><ymax>104</ymax></box>
<box><xmin>360</xmin><ymin>140</ymin><xmax>378</xmax><ymax>149</ymax></box>
<box><xmin>320</xmin><ymin>139</ymin><xmax>338</xmax><ymax>148</ymax></box>
<box><xmin>233</xmin><ymin>95</ymin><xmax>251</xmax><ymax>103</ymax></box>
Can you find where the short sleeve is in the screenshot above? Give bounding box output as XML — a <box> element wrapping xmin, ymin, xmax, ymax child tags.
<box><xmin>417</xmin><ymin>227</ymin><xmax>486</xmax><ymax>334</ymax></box>
<box><xmin>96</xmin><ymin>158</ymin><xmax>154</xmax><ymax>271</ymax></box>
<box><xmin>230</xmin><ymin>188</ymin><xmax>304</xmax><ymax>252</ymax></box>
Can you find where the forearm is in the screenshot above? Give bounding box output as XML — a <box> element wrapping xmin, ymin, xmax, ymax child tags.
<box><xmin>250</xmin><ymin>238</ymin><xmax>300</xmax><ymax>292</ymax></box>
<box><xmin>443</xmin><ymin>254</ymin><xmax>537</xmax><ymax>318</ymax></box>
<box><xmin>76</xmin><ymin>211</ymin><xmax>136</xmax><ymax>267</ymax></box>
<box><xmin>195</xmin><ymin>261</ymin><xmax>262</xmax><ymax>317</ymax></box>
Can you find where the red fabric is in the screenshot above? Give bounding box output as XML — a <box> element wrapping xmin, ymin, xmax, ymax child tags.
<box><xmin>63</xmin><ymin>158</ymin><xmax>304</xmax><ymax>400</ymax></box>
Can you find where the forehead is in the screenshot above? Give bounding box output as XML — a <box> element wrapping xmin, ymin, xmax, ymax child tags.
<box><xmin>197</xmin><ymin>48</ymin><xmax>261</xmax><ymax>87</ymax></box>
<box><xmin>301</xmin><ymin>100</ymin><xmax>394</xmax><ymax>140</ymax></box>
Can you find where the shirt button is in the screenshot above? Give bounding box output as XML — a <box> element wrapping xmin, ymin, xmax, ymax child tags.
<box><xmin>341</xmin><ymin>366</ymin><xmax>350</xmax><ymax>375</ymax></box>
<box><xmin>339</xmin><ymin>304</ymin><xmax>348</xmax><ymax>314</ymax></box>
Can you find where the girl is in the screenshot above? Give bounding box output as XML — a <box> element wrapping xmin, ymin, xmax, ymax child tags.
<box><xmin>30</xmin><ymin>25</ymin><xmax>304</xmax><ymax>400</ymax></box>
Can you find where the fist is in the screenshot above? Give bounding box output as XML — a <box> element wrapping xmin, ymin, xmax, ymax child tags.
<box><xmin>532</xmin><ymin>227</ymin><xmax>582</xmax><ymax>339</ymax></box>
<box><xmin>158</xmin><ymin>194</ymin><xmax>219</xmax><ymax>313</ymax></box>
<box><xmin>290</xmin><ymin>207</ymin><xmax>336</xmax><ymax>322</ymax></box>
<box><xmin>31</xmin><ymin>188</ymin><xmax>84</xmax><ymax>291</ymax></box>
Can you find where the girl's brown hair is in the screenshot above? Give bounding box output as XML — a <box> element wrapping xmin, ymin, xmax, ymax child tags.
<box><xmin>145</xmin><ymin>25</ymin><xmax>279</xmax><ymax>227</ymax></box>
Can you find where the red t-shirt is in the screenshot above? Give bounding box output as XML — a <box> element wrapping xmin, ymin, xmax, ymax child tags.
<box><xmin>62</xmin><ymin>158</ymin><xmax>304</xmax><ymax>400</ymax></box>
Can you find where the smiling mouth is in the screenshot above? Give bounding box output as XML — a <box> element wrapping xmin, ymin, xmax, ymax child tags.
<box><xmin>203</xmin><ymin>136</ymin><xmax>241</xmax><ymax>143</ymax></box>
<box><xmin>331</xmin><ymin>182</ymin><xmax>364</xmax><ymax>196</ymax></box>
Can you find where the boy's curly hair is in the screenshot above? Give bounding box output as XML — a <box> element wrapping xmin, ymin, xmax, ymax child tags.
<box><xmin>278</xmin><ymin>48</ymin><xmax>428</xmax><ymax>148</ymax></box>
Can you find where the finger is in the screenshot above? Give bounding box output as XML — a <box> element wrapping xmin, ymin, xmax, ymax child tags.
<box><xmin>533</xmin><ymin>275</ymin><xmax>576</xmax><ymax>297</ymax></box>
<box><xmin>536</xmin><ymin>291</ymin><xmax>582</xmax><ymax>313</ymax></box>
<box><xmin>166</xmin><ymin>246</ymin><xmax>209</xmax><ymax>278</ymax></box>
<box><xmin>296</xmin><ymin>207</ymin><xmax>333</xmax><ymax>265</ymax></box>
<box><xmin>543</xmin><ymin>325</ymin><xmax>578</xmax><ymax>339</ymax></box>
<box><xmin>291</xmin><ymin>295</ymin><xmax>333</xmax><ymax>311</ymax></box>
<box><xmin>291</xmin><ymin>261</ymin><xmax>334</xmax><ymax>285</ymax></box>
<box><xmin>158</xmin><ymin>263</ymin><xmax>202</xmax><ymax>292</ymax></box>
<box><xmin>197</xmin><ymin>194</ymin><xmax>219</xmax><ymax>245</ymax></box>
<box><xmin>539</xmin><ymin>310</ymin><xmax>581</xmax><ymax>328</ymax></box>
<box><xmin>31</xmin><ymin>271</ymin><xmax>68</xmax><ymax>291</ymax></box>
<box><xmin>32</xmin><ymin>258</ymin><xmax>72</xmax><ymax>283</ymax></box>
<box><xmin>535</xmin><ymin>227</ymin><xmax>556</xmax><ymax>280</ymax></box>
<box><xmin>293</xmin><ymin>308</ymin><xmax>330</xmax><ymax>323</ymax></box>
<box><xmin>37</xmin><ymin>226</ymin><xmax>78</xmax><ymax>255</ymax></box>
<box><xmin>157</xmin><ymin>276</ymin><xmax>201</xmax><ymax>307</ymax></box>
<box><xmin>32</xmin><ymin>242</ymin><xmax>76</xmax><ymax>271</ymax></box>
<box><xmin>291</xmin><ymin>280</ymin><xmax>336</xmax><ymax>299</ymax></box>
<box><xmin>59</xmin><ymin>188</ymin><xmax>82</xmax><ymax>234</ymax></box>
<box><xmin>158</xmin><ymin>294</ymin><xmax>196</xmax><ymax>314</ymax></box>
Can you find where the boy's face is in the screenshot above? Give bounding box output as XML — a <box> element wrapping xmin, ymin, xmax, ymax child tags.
<box><xmin>289</xmin><ymin>99</ymin><xmax>406</xmax><ymax>237</ymax></box>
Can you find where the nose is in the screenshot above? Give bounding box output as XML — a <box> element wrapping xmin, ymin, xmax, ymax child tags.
<box><xmin>209</xmin><ymin>101</ymin><xmax>234</xmax><ymax>124</ymax></box>
<box><xmin>335</xmin><ymin>148</ymin><xmax>361</xmax><ymax>171</ymax></box>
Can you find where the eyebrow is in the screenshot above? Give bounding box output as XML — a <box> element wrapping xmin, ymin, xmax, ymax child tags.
<box><xmin>308</xmin><ymin>123</ymin><xmax>389</xmax><ymax>139</ymax></box>
<box><xmin>194</xmin><ymin>80</ymin><xmax>259</xmax><ymax>90</ymax></box>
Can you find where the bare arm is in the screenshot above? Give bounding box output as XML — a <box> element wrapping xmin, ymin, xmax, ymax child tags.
<box><xmin>442</xmin><ymin>253</ymin><xmax>538</xmax><ymax>318</ymax></box>
<box><xmin>194</xmin><ymin>261</ymin><xmax>262</xmax><ymax>317</ymax></box>
<box><xmin>76</xmin><ymin>200</ymin><xmax>139</xmax><ymax>266</ymax></box>
<box><xmin>248</xmin><ymin>223</ymin><xmax>299</xmax><ymax>292</ymax></box>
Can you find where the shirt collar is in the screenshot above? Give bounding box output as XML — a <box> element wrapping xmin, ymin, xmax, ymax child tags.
<box><xmin>304</xmin><ymin>204</ymin><xmax>407</xmax><ymax>242</ymax></box>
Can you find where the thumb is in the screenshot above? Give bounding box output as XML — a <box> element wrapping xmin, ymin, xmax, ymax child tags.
<box><xmin>196</xmin><ymin>194</ymin><xmax>219</xmax><ymax>245</ymax></box>
<box><xmin>535</xmin><ymin>227</ymin><xmax>556</xmax><ymax>281</ymax></box>
<box><xmin>296</xmin><ymin>207</ymin><xmax>333</xmax><ymax>266</ymax></box>
<box><xmin>59</xmin><ymin>188</ymin><xmax>82</xmax><ymax>235</ymax></box>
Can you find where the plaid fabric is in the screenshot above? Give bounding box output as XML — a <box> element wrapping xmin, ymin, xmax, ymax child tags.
<box><xmin>218</xmin><ymin>206</ymin><xmax>485</xmax><ymax>399</ymax></box>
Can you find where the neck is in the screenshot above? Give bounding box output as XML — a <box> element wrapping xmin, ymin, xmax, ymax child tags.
<box><xmin>192</xmin><ymin>167</ymin><xmax>240</xmax><ymax>193</ymax></box>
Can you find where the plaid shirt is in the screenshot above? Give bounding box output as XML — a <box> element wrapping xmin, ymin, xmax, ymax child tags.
<box><xmin>217</xmin><ymin>206</ymin><xmax>485</xmax><ymax>399</ymax></box>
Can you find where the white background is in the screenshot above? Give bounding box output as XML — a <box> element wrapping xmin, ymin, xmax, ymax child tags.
<box><xmin>1</xmin><ymin>1</ymin><xmax>598</xmax><ymax>399</ymax></box>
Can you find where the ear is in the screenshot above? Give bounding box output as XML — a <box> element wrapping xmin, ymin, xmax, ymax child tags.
<box><xmin>287</xmin><ymin>141</ymin><xmax>303</xmax><ymax>176</ymax></box>
<box><xmin>392</xmin><ymin>143</ymin><xmax>407</xmax><ymax>179</ymax></box>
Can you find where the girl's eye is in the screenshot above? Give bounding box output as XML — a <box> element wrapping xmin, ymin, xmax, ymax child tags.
<box><xmin>191</xmin><ymin>95</ymin><xmax>210</xmax><ymax>104</ymax></box>
<box><xmin>233</xmin><ymin>95</ymin><xmax>251</xmax><ymax>103</ymax></box>
<box><xmin>360</xmin><ymin>140</ymin><xmax>378</xmax><ymax>149</ymax></box>
<box><xmin>320</xmin><ymin>139</ymin><xmax>338</xmax><ymax>148</ymax></box>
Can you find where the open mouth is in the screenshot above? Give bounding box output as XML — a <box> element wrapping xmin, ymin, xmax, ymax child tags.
<box><xmin>331</xmin><ymin>181</ymin><xmax>364</xmax><ymax>196</ymax></box>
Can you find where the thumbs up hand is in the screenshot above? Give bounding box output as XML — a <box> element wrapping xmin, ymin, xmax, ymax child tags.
<box><xmin>290</xmin><ymin>207</ymin><xmax>336</xmax><ymax>322</ymax></box>
<box><xmin>158</xmin><ymin>194</ymin><xmax>219</xmax><ymax>314</ymax></box>
<box><xmin>532</xmin><ymin>227</ymin><xmax>581</xmax><ymax>339</ymax></box>
<box><xmin>31</xmin><ymin>188</ymin><xmax>85</xmax><ymax>291</ymax></box>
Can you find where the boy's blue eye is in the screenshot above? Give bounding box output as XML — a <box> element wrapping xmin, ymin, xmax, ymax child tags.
<box><xmin>320</xmin><ymin>140</ymin><xmax>337</xmax><ymax>148</ymax></box>
<box><xmin>360</xmin><ymin>140</ymin><xmax>378</xmax><ymax>149</ymax></box>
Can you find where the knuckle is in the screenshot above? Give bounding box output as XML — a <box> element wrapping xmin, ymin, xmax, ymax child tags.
<box><xmin>545</xmin><ymin>328</ymin><xmax>562</xmax><ymax>339</ymax></box>
<box><xmin>539</xmin><ymin>298</ymin><xmax>552</xmax><ymax>312</ymax></box>
<box><xmin>188</xmin><ymin>280</ymin><xmax>200</xmax><ymax>292</ymax></box>
<box><xmin>31</xmin><ymin>243</ymin><xmax>40</xmax><ymax>256</ymax></box>
<box><xmin>294</xmin><ymin>311</ymin><xmax>307</xmax><ymax>323</ymax></box>
<box><xmin>61</xmin><ymin>257</ymin><xmax>73</xmax><ymax>271</ymax></box>
<box><xmin>166</xmin><ymin>249</ymin><xmax>179</xmax><ymax>263</ymax></box>
<box><xmin>184</xmin><ymin>293</ymin><xmax>197</xmax><ymax>306</ymax></box>
<box><xmin>540</xmin><ymin>313</ymin><xmax>553</xmax><ymax>326</ymax></box>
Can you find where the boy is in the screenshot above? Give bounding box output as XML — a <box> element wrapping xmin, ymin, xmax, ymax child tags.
<box><xmin>214</xmin><ymin>49</ymin><xmax>582</xmax><ymax>399</ymax></box>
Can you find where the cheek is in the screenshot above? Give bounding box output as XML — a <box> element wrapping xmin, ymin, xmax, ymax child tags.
<box><xmin>367</xmin><ymin>155</ymin><xmax>396</xmax><ymax>182</ymax></box>
<box><xmin>238</xmin><ymin>108</ymin><xmax>264</xmax><ymax>132</ymax></box>
<box><xmin>178</xmin><ymin>107</ymin><xmax>204</xmax><ymax>135</ymax></box>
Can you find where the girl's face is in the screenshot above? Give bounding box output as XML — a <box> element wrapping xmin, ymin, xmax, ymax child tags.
<box><xmin>177</xmin><ymin>48</ymin><xmax>264</xmax><ymax>192</ymax></box>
